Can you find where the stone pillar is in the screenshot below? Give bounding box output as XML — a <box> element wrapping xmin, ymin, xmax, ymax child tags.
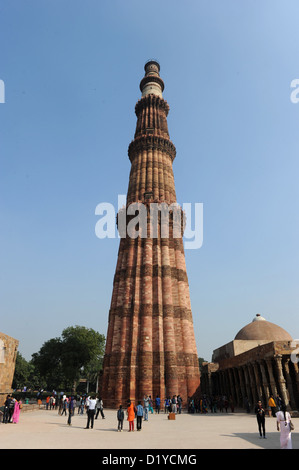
<box><xmin>292</xmin><ymin>362</ymin><xmax>299</xmax><ymax>397</ymax></box>
<box><xmin>274</xmin><ymin>355</ymin><xmax>290</xmax><ymax>409</ymax></box>
<box><xmin>243</xmin><ymin>365</ymin><xmax>253</xmax><ymax>407</ymax></box>
<box><xmin>248</xmin><ymin>363</ymin><xmax>258</xmax><ymax>405</ymax></box>
<box><xmin>207</xmin><ymin>370</ymin><xmax>213</xmax><ymax>397</ymax></box>
<box><xmin>237</xmin><ymin>367</ymin><xmax>246</xmax><ymax>407</ymax></box>
<box><xmin>232</xmin><ymin>368</ymin><xmax>241</xmax><ymax>407</ymax></box>
<box><xmin>224</xmin><ymin>370</ymin><xmax>230</xmax><ymax>397</ymax></box>
<box><xmin>259</xmin><ymin>360</ymin><xmax>270</xmax><ymax>405</ymax></box>
<box><xmin>252</xmin><ymin>362</ymin><xmax>263</xmax><ymax>402</ymax></box>
<box><xmin>284</xmin><ymin>358</ymin><xmax>296</xmax><ymax>410</ymax></box>
<box><xmin>265</xmin><ymin>358</ymin><xmax>278</xmax><ymax>397</ymax></box>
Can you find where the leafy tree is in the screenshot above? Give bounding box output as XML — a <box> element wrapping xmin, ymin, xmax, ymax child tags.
<box><xmin>13</xmin><ymin>352</ymin><xmax>44</xmax><ymax>390</ymax></box>
<box><xmin>31</xmin><ymin>337</ymin><xmax>64</xmax><ymax>390</ymax></box>
<box><xmin>13</xmin><ymin>352</ymin><xmax>32</xmax><ymax>389</ymax></box>
<box><xmin>31</xmin><ymin>326</ymin><xmax>105</xmax><ymax>391</ymax></box>
<box><xmin>60</xmin><ymin>326</ymin><xmax>105</xmax><ymax>390</ymax></box>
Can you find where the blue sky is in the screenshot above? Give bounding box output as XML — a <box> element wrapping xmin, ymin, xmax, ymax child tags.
<box><xmin>0</xmin><ymin>0</ymin><xmax>298</xmax><ymax>362</ymax></box>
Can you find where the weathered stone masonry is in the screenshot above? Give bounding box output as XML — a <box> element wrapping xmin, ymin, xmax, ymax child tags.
<box><xmin>100</xmin><ymin>61</ymin><xmax>200</xmax><ymax>407</ymax></box>
<box><xmin>0</xmin><ymin>332</ymin><xmax>19</xmax><ymax>407</ymax></box>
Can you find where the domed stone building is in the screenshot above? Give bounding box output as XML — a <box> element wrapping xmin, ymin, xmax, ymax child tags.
<box><xmin>234</xmin><ymin>314</ymin><xmax>293</xmax><ymax>342</ymax></box>
<box><xmin>200</xmin><ymin>315</ymin><xmax>299</xmax><ymax>414</ymax></box>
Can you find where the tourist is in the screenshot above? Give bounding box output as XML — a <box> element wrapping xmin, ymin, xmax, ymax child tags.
<box><xmin>164</xmin><ymin>397</ymin><xmax>170</xmax><ymax>414</ymax></box>
<box><xmin>85</xmin><ymin>395</ymin><xmax>97</xmax><ymax>429</ymax></box>
<box><xmin>255</xmin><ymin>400</ymin><xmax>266</xmax><ymax>439</ymax></box>
<box><xmin>168</xmin><ymin>396</ymin><xmax>173</xmax><ymax>413</ymax></box>
<box><xmin>67</xmin><ymin>396</ymin><xmax>75</xmax><ymax>426</ymax></box>
<box><xmin>276</xmin><ymin>403</ymin><xmax>293</xmax><ymax>449</ymax></box>
<box><xmin>127</xmin><ymin>400</ymin><xmax>135</xmax><ymax>432</ymax></box>
<box><xmin>268</xmin><ymin>395</ymin><xmax>276</xmax><ymax>417</ymax></box>
<box><xmin>46</xmin><ymin>396</ymin><xmax>50</xmax><ymax>410</ymax></box>
<box><xmin>155</xmin><ymin>395</ymin><xmax>161</xmax><ymax>414</ymax></box>
<box><xmin>177</xmin><ymin>395</ymin><xmax>182</xmax><ymax>414</ymax></box>
<box><xmin>143</xmin><ymin>395</ymin><xmax>149</xmax><ymax>421</ymax></box>
<box><xmin>61</xmin><ymin>397</ymin><xmax>68</xmax><ymax>416</ymax></box>
<box><xmin>229</xmin><ymin>396</ymin><xmax>234</xmax><ymax>413</ymax></box>
<box><xmin>12</xmin><ymin>397</ymin><xmax>22</xmax><ymax>424</ymax></box>
<box><xmin>95</xmin><ymin>396</ymin><xmax>105</xmax><ymax>419</ymax></box>
<box><xmin>224</xmin><ymin>397</ymin><xmax>229</xmax><ymax>413</ymax></box>
<box><xmin>202</xmin><ymin>396</ymin><xmax>208</xmax><ymax>414</ymax></box>
<box><xmin>148</xmin><ymin>395</ymin><xmax>154</xmax><ymax>414</ymax></box>
<box><xmin>117</xmin><ymin>405</ymin><xmax>124</xmax><ymax>432</ymax></box>
<box><xmin>78</xmin><ymin>395</ymin><xmax>85</xmax><ymax>414</ymax></box>
<box><xmin>188</xmin><ymin>397</ymin><xmax>194</xmax><ymax>413</ymax></box>
<box><xmin>276</xmin><ymin>394</ymin><xmax>283</xmax><ymax>411</ymax></box>
<box><xmin>8</xmin><ymin>396</ymin><xmax>16</xmax><ymax>422</ymax></box>
<box><xmin>136</xmin><ymin>401</ymin><xmax>143</xmax><ymax>431</ymax></box>
<box><xmin>2</xmin><ymin>395</ymin><xmax>12</xmax><ymax>423</ymax></box>
<box><xmin>244</xmin><ymin>397</ymin><xmax>251</xmax><ymax>413</ymax></box>
<box><xmin>171</xmin><ymin>395</ymin><xmax>177</xmax><ymax>413</ymax></box>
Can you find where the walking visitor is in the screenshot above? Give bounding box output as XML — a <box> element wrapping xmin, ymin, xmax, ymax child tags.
<box><xmin>95</xmin><ymin>396</ymin><xmax>105</xmax><ymax>419</ymax></box>
<box><xmin>276</xmin><ymin>403</ymin><xmax>293</xmax><ymax>449</ymax></box>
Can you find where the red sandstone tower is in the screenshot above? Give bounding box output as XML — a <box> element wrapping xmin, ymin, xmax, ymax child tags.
<box><xmin>101</xmin><ymin>61</ymin><xmax>200</xmax><ymax>407</ymax></box>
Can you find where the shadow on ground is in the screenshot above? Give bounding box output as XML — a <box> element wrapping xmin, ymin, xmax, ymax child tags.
<box><xmin>220</xmin><ymin>432</ymin><xmax>281</xmax><ymax>449</ymax></box>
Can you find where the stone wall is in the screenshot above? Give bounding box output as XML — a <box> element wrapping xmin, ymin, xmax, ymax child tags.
<box><xmin>0</xmin><ymin>332</ymin><xmax>19</xmax><ymax>407</ymax></box>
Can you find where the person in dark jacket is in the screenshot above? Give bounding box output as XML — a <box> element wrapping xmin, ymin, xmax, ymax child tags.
<box><xmin>255</xmin><ymin>400</ymin><xmax>266</xmax><ymax>439</ymax></box>
<box><xmin>117</xmin><ymin>405</ymin><xmax>124</xmax><ymax>432</ymax></box>
<box><xmin>2</xmin><ymin>395</ymin><xmax>12</xmax><ymax>423</ymax></box>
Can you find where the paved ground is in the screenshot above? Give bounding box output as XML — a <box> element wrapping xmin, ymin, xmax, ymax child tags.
<box><xmin>0</xmin><ymin>408</ymin><xmax>298</xmax><ymax>450</ymax></box>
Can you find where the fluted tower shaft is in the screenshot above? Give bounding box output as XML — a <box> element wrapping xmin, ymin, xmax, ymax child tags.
<box><xmin>101</xmin><ymin>61</ymin><xmax>200</xmax><ymax>407</ymax></box>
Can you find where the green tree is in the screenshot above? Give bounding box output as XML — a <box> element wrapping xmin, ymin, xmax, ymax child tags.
<box><xmin>32</xmin><ymin>326</ymin><xmax>105</xmax><ymax>391</ymax></box>
<box><xmin>31</xmin><ymin>337</ymin><xmax>64</xmax><ymax>390</ymax></box>
<box><xmin>13</xmin><ymin>352</ymin><xmax>43</xmax><ymax>390</ymax></box>
<box><xmin>60</xmin><ymin>326</ymin><xmax>105</xmax><ymax>390</ymax></box>
<box><xmin>13</xmin><ymin>352</ymin><xmax>31</xmax><ymax>389</ymax></box>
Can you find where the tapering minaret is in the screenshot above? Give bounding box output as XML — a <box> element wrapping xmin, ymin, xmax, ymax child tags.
<box><xmin>100</xmin><ymin>61</ymin><xmax>200</xmax><ymax>407</ymax></box>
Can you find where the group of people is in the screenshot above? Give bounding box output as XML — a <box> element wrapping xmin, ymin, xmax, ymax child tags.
<box><xmin>60</xmin><ymin>395</ymin><xmax>106</xmax><ymax>428</ymax></box>
<box><xmin>115</xmin><ymin>394</ymin><xmax>184</xmax><ymax>432</ymax></box>
<box><xmin>3</xmin><ymin>389</ymin><xmax>295</xmax><ymax>448</ymax></box>
<box><xmin>187</xmin><ymin>394</ymin><xmax>234</xmax><ymax>414</ymax></box>
<box><xmin>2</xmin><ymin>395</ymin><xmax>22</xmax><ymax>424</ymax></box>
<box><xmin>254</xmin><ymin>396</ymin><xmax>294</xmax><ymax>449</ymax></box>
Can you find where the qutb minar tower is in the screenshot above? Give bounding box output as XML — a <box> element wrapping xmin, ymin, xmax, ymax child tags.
<box><xmin>101</xmin><ymin>61</ymin><xmax>200</xmax><ymax>407</ymax></box>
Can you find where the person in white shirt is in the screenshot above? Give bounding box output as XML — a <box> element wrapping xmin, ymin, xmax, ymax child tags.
<box><xmin>85</xmin><ymin>396</ymin><xmax>97</xmax><ymax>429</ymax></box>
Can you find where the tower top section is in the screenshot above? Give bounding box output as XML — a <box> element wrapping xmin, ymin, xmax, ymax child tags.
<box><xmin>139</xmin><ymin>60</ymin><xmax>165</xmax><ymax>98</ymax></box>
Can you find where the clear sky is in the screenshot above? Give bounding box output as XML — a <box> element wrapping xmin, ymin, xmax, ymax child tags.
<box><xmin>1</xmin><ymin>0</ymin><xmax>298</xmax><ymax>363</ymax></box>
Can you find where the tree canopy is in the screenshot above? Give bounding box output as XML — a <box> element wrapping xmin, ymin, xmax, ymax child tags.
<box><xmin>30</xmin><ymin>325</ymin><xmax>105</xmax><ymax>390</ymax></box>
